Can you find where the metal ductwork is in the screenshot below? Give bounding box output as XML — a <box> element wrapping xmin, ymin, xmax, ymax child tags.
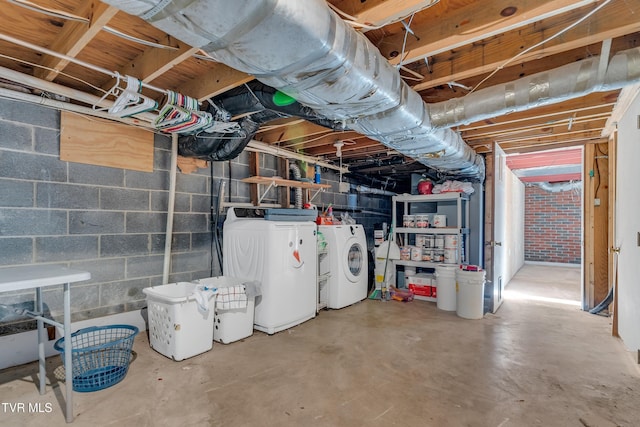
<box><xmin>535</xmin><ymin>181</ymin><xmax>582</xmax><ymax>193</ymax></box>
<box><xmin>429</xmin><ymin>48</ymin><xmax>640</xmax><ymax>129</ymax></box>
<box><xmin>102</xmin><ymin>0</ymin><xmax>484</xmax><ymax>181</ymax></box>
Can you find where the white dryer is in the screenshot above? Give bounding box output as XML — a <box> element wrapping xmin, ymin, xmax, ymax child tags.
<box><xmin>223</xmin><ymin>208</ymin><xmax>317</xmax><ymax>334</ymax></box>
<box><xmin>319</xmin><ymin>224</ymin><xmax>368</xmax><ymax>309</ymax></box>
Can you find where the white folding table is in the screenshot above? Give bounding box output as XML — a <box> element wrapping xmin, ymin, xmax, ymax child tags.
<box><xmin>0</xmin><ymin>265</ymin><xmax>91</xmax><ymax>423</ymax></box>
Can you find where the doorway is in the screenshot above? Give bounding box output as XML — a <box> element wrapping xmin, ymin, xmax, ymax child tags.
<box><xmin>488</xmin><ymin>146</ymin><xmax>584</xmax><ymax>311</ymax></box>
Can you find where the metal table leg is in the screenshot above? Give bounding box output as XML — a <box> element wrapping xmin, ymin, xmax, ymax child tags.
<box><xmin>36</xmin><ymin>287</ymin><xmax>45</xmax><ymax>395</ymax></box>
<box><xmin>63</xmin><ymin>282</ymin><xmax>73</xmax><ymax>423</ymax></box>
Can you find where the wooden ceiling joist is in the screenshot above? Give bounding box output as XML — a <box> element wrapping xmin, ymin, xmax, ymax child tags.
<box><xmin>377</xmin><ymin>0</ymin><xmax>597</xmax><ymax>64</ymax></box>
<box><xmin>410</xmin><ymin>4</ymin><xmax>640</xmax><ymax>92</ymax></box>
<box><xmin>34</xmin><ymin>1</ymin><xmax>118</xmax><ymax>81</ymax></box>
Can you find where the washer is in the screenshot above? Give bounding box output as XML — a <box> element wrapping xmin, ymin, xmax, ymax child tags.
<box><xmin>319</xmin><ymin>224</ymin><xmax>368</xmax><ymax>309</ymax></box>
<box><xmin>223</xmin><ymin>208</ymin><xmax>317</xmax><ymax>334</ymax></box>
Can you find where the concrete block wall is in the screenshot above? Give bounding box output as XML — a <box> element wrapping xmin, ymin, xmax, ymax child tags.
<box><xmin>0</xmin><ymin>99</ymin><xmax>393</xmax><ymax>335</ymax></box>
<box><xmin>524</xmin><ymin>185</ymin><xmax>581</xmax><ymax>264</ymax></box>
<box><xmin>0</xmin><ymin>99</ymin><xmax>214</xmax><ymax>335</ymax></box>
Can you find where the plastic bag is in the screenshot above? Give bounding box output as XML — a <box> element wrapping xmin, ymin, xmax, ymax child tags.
<box><xmin>390</xmin><ymin>286</ymin><xmax>414</xmax><ymax>302</ymax></box>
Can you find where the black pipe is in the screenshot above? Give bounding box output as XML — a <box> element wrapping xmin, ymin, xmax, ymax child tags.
<box><xmin>589</xmin><ymin>287</ymin><xmax>614</xmax><ymax>315</ymax></box>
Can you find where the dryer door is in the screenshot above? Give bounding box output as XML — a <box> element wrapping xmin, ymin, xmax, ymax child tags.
<box><xmin>343</xmin><ymin>239</ymin><xmax>365</xmax><ymax>283</ymax></box>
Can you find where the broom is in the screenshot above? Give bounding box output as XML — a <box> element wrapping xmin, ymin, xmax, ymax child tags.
<box><xmin>369</xmin><ymin>225</ymin><xmax>393</xmax><ymax>300</ymax></box>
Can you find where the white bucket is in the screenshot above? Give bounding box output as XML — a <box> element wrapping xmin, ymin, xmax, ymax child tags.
<box><xmin>415</xmin><ymin>235</ymin><xmax>426</xmax><ymax>247</ymax></box>
<box><xmin>433</xmin><ymin>214</ymin><xmax>447</xmax><ymax>228</ymax></box>
<box><xmin>436</xmin><ymin>264</ymin><xmax>457</xmax><ymax>311</ymax></box>
<box><xmin>444</xmin><ymin>235</ymin><xmax>458</xmax><ymax>248</ymax></box>
<box><xmin>456</xmin><ymin>269</ymin><xmax>486</xmax><ymax>319</ymax></box>
<box><xmin>443</xmin><ymin>248</ymin><xmax>457</xmax><ymax>264</ymax></box>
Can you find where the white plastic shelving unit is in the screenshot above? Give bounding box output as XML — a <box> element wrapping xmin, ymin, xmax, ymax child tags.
<box><xmin>392</xmin><ymin>192</ymin><xmax>470</xmax><ymax>301</ymax></box>
<box><xmin>317</xmin><ymin>244</ymin><xmax>329</xmax><ymax>312</ymax></box>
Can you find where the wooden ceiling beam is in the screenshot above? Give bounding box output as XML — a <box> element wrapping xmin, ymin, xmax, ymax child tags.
<box><xmin>284</xmin><ymin>132</ymin><xmax>366</xmax><ymax>151</ymax></box>
<box><xmin>462</xmin><ymin>115</ymin><xmax>609</xmax><ymax>141</ymax></box>
<box><xmin>479</xmin><ymin>129</ymin><xmax>605</xmax><ymax>148</ymax></box>
<box><xmin>410</xmin><ymin>3</ymin><xmax>640</xmax><ymax>92</ymax></box>
<box><xmin>255</xmin><ymin>118</ymin><xmax>306</xmax><ymax>134</ymax></box>
<box><xmin>377</xmin><ymin>0</ymin><xmax>596</xmax><ymax>64</ymax></box>
<box><xmin>328</xmin><ymin>0</ymin><xmax>439</xmax><ymax>27</ymax></box>
<box><xmin>465</xmin><ymin>123</ymin><xmax>607</xmax><ymax>147</ymax></box>
<box><xmin>498</xmin><ymin>137</ymin><xmax>606</xmax><ymax>155</ymax></box>
<box><xmin>122</xmin><ymin>41</ymin><xmax>199</xmax><ymax>84</ymax></box>
<box><xmin>34</xmin><ymin>2</ymin><xmax>118</xmax><ymax>81</ymax></box>
<box><xmin>256</xmin><ymin>121</ymin><xmax>333</xmax><ymax>144</ymax></box>
<box><xmin>458</xmin><ymin>91</ymin><xmax>619</xmax><ymax>130</ymax></box>
<box><xmin>178</xmin><ymin>64</ymin><xmax>253</xmax><ymax>101</ymax></box>
<box><xmin>460</xmin><ymin>103</ymin><xmax>615</xmax><ymax>133</ymax></box>
<box><xmin>307</xmin><ymin>139</ymin><xmax>383</xmax><ymax>157</ymax></box>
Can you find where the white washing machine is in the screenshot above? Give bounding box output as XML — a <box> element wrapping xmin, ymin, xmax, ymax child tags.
<box><xmin>319</xmin><ymin>224</ymin><xmax>368</xmax><ymax>309</ymax></box>
<box><xmin>223</xmin><ymin>208</ymin><xmax>317</xmax><ymax>334</ymax></box>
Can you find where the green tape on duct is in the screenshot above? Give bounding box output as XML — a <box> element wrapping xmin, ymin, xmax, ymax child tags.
<box><xmin>272</xmin><ymin>91</ymin><xmax>296</xmax><ymax>106</ymax></box>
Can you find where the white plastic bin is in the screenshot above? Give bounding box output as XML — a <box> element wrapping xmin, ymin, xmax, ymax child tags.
<box><xmin>436</xmin><ymin>264</ymin><xmax>457</xmax><ymax>311</ymax></box>
<box><xmin>456</xmin><ymin>269</ymin><xmax>486</xmax><ymax>319</ymax></box>
<box><xmin>195</xmin><ymin>277</ymin><xmax>255</xmax><ymax>344</ymax></box>
<box><xmin>143</xmin><ymin>282</ymin><xmax>214</xmax><ymax>361</ymax></box>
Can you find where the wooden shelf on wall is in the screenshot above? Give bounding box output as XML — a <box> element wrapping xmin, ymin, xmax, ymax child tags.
<box><xmin>242</xmin><ymin>176</ymin><xmax>330</xmax><ymax>189</ymax></box>
<box><xmin>241</xmin><ymin>176</ymin><xmax>330</xmax><ymax>205</ymax></box>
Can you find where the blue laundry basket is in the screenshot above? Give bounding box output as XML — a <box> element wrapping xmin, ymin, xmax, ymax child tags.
<box><xmin>54</xmin><ymin>324</ymin><xmax>138</xmax><ymax>392</ymax></box>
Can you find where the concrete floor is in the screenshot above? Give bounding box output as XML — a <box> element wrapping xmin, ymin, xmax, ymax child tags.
<box><xmin>1</xmin><ymin>264</ymin><xmax>639</xmax><ymax>426</ymax></box>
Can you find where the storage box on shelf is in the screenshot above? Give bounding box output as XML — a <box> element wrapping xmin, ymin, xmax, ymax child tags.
<box><xmin>392</xmin><ymin>192</ymin><xmax>470</xmax><ymax>302</ymax></box>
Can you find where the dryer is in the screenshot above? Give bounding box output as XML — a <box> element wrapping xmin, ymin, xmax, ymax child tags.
<box><xmin>223</xmin><ymin>208</ymin><xmax>317</xmax><ymax>334</ymax></box>
<box><xmin>319</xmin><ymin>224</ymin><xmax>368</xmax><ymax>309</ymax></box>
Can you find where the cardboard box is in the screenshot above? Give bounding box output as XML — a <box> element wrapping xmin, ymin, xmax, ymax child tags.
<box><xmin>407</xmin><ymin>273</ymin><xmax>436</xmax><ymax>297</ymax></box>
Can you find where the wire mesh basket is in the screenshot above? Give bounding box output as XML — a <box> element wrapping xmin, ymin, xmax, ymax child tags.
<box><xmin>54</xmin><ymin>324</ymin><xmax>138</xmax><ymax>392</ymax></box>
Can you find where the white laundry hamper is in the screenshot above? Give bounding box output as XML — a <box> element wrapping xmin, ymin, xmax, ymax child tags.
<box><xmin>195</xmin><ymin>277</ymin><xmax>257</xmax><ymax>344</ymax></box>
<box><xmin>143</xmin><ymin>282</ymin><xmax>214</xmax><ymax>361</ymax></box>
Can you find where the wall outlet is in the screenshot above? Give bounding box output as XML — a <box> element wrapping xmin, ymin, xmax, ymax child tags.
<box><xmin>594</xmin><ymin>198</ymin><xmax>601</xmax><ymax>206</ymax></box>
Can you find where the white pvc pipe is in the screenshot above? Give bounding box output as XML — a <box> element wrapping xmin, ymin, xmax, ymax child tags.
<box><xmin>354</xmin><ymin>184</ymin><xmax>396</xmax><ymax>196</ymax></box>
<box><xmin>246</xmin><ymin>139</ymin><xmax>348</xmax><ymax>173</ymax></box>
<box><xmin>0</xmin><ymin>65</ymin><xmax>157</xmax><ymax>123</ymax></box>
<box><xmin>0</xmin><ymin>87</ymin><xmax>154</xmax><ymax>129</ymax></box>
<box><xmin>162</xmin><ymin>133</ymin><xmax>178</xmax><ymax>284</ymax></box>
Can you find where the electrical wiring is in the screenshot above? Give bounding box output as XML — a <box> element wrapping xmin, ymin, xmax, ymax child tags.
<box><xmin>469</xmin><ymin>0</ymin><xmax>614</xmax><ymax>94</ymax></box>
<box><xmin>6</xmin><ymin>0</ymin><xmax>89</xmax><ymax>22</ymax></box>
<box><xmin>102</xmin><ymin>26</ymin><xmax>179</xmax><ymax>50</ymax></box>
<box><xmin>0</xmin><ymin>52</ymin><xmax>108</xmax><ymax>94</ymax></box>
<box><xmin>8</xmin><ymin>0</ymin><xmax>180</xmax><ymax>51</ymax></box>
<box><xmin>396</xmin><ymin>12</ymin><xmax>416</xmax><ymax>71</ymax></box>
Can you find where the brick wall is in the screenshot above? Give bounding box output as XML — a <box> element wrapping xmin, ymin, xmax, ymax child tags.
<box><xmin>0</xmin><ymin>98</ymin><xmax>390</xmax><ymax>335</ymax></box>
<box><xmin>524</xmin><ymin>185</ymin><xmax>581</xmax><ymax>264</ymax></box>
